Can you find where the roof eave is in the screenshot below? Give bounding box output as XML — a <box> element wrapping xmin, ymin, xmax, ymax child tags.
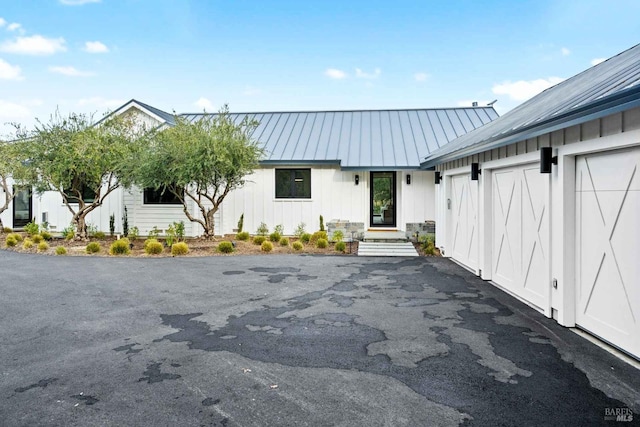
<box><xmin>421</xmin><ymin>85</ymin><xmax>640</xmax><ymax>168</ymax></box>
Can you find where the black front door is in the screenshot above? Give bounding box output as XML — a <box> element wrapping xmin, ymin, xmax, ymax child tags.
<box><xmin>13</xmin><ymin>187</ymin><xmax>32</xmax><ymax>228</ymax></box>
<box><xmin>370</xmin><ymin>172</ymin><xmax>396</xmax><ymax>227</ymax></box>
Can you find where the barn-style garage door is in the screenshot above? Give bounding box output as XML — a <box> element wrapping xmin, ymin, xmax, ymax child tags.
<box><xmin>491</xmin><ymin>163</ymin><xmax>550</xmax><ymax>312</ymax></box>
<box><xmin>449</xmin><ymin>173</ymin><xmax>478</xmax><ymax>271</ymax></box>
<box><xmin>576</xmin><ymin>147</ymin><xmax>639</xmax><ymax>359</ymax></box>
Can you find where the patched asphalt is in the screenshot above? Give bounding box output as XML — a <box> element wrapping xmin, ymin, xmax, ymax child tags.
<box><xmin>1</xmin><ymin>251</ymin><xmax>638</xmax><ymax>426</ymax></box>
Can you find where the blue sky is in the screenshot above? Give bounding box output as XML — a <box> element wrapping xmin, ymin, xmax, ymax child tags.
<box><xmin>0</xmin><ymin>0</ymin><xmax>638</xmax><ymax>136</ymax></box>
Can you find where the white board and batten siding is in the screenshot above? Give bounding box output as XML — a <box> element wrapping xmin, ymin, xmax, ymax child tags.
<box><xmin>435</xmin><ymin>107</ymin><xmax>640</xmax><ymax>359</ymax></box>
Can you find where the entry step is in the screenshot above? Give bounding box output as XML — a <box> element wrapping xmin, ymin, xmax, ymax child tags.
<box><xmin>357</xmin><ymin>241</ymin><xmax>419</xmax><ymax>257</ymax></box>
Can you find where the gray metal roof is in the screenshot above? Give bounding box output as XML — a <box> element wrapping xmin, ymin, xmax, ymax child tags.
<box><xmin>132</xmin><ymin>99</ymin><xmax>177</xmax><ymax>126</ymax></box>
<box><xmin>180</xmin><ymin>107</ymin><xmax>497</xmax><ymax>169</ymax></box>
<box><xmin>422</xmin><ymin>43</ymin><xmax>640</xmax><ymax>168</ymax></box>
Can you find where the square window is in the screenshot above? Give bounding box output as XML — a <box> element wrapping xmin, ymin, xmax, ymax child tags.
<box><xmin>275</xmin><ymin>169</ymin><xmax>311</xmax><ymax>199</ymax></box>
<box><xmin>143</xmin><ymin>185</ymin><xmax>183</xmax><ymax>205</ymax></box>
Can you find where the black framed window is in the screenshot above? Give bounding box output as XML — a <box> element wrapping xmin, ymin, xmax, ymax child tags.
<box><xmin>143</xmin><ymin>185</ymin><xmax>183</xmax><ymax>205</ymax></box>
<box><xmin>66</xmin><ymin>185</ymin><xmax>96</xmax><ymax>204</ymax></box>
<box><xmin>275</xmin><ymin>169</ymin><xmax>311</xmax><ymax>199</ymax></box>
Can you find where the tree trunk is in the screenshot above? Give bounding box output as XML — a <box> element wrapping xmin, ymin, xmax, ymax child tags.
<box><xmin>204</xmin><ymin>209</ymin><xmax>216</xmax><ymax>239</ymax></box>
<box><xmin>74</xmin><ymin>214</ymin><xmax>88</xmax><ymax>241</ymax></box>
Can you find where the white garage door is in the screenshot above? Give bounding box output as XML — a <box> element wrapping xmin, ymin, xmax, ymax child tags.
<box><xmin>576</xmin><ymin>147</ymin><xmax>639</xmax><ymax>359</ymax></box>
<box><xmin>492</xmin><ymin>163</ymin><xmax>550</xmax><ymax>312</ymax></box>
<box><xmin>449</xmin><ymin>173</ymin><xmax>478</xmax><ymax>271</ymax></box>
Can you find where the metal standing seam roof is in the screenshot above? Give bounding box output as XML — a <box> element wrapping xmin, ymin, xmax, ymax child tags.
<box><xmin>131</xmin><ymin>99</ymin><xmax>177</xmax><ymax>126</ymax></box>
<box><xmin>421</xmin><ymin>43</ymin><xmax>640</xmax><ymax>168</ymax></box>
<box><xmin>180</xmin><ymin>107</ymin><xmax>498</xmax><ymax>169</ymax></box>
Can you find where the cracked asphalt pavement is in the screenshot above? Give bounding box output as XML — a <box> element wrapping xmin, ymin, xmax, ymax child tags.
<box><xmin>1</xmin><ymin>251</ymin><xmax>639</xmax><ymax>426</ymax></box>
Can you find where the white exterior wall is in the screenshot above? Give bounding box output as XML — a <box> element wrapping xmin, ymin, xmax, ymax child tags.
<box><xmin>219</xmin><ymin>167</ymin><xmax>436</xmax><ymax>236</ymax></box>
<box><xmin>0</xmin><ymin>176</ymin><xmax>16</xmax><ymax>229</ymax></box>
<box><xmin>435</xmin><ymin>107</ymin><xmax>640</xmax><ymax>331</ymax></box>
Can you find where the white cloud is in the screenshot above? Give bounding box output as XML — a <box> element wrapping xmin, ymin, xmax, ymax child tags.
<box><xmin>195</xmin><ymin>97</ymin><xmax>213</xmax><ymax>111</ymax></box>
<box><xmin>59</xmin><ymin>0</ymin><xmax>101</xmax><ymax>5</ymax></box>
<box><xmin>84</xmin><ymin>41</ymin><xmax>108</xmax><ymax>53</ymax></box>
<box><xmin>0</xmin><ymin>18</ymin><xmax>6</xmax><ymax>27</ymax></box>
<box><xmin>414</xmin><ymin>72</ymin><xmax>429</xmax><ymax>82</ymax></box>
<box><xmin>7</xmin><ymin>23</ymin><xmax>22</xmax><ymax>32</ymax></box>
<box><xmin>0</xmin><ymin>35</ymin><xmax>66</xmax><ymax>55</ymax></box>
<box><xmin>325</xmin><ymin>68</ymin><xmax>347</xmax><ymax>79</ymax></box>
<box><xmin>355</xmin><ymin>67</ymin><xmax>381</xmax><ymax>79</ymax></box>
<box><xmin>591</xmin><ymin>57</ymin><xmax>606</xmax><ymax>66</ymax></box>
<box><xmin>561</xmin><ymin>47</ymin><xmax>571</xmax><ymax>56</ymax></box>
<box><xmin>492</xmin><ymin>77</ymin><xmax>564</xmax><ymax>101</ymax></box>
<box><xmin>0</xmin><ymin>100</ymin><xmax>31</xmax><ymax>120</ymax></box>
<box><xmin>49</xmin><ymin>66</ymin><xmax>94</xmax><ymax>77</ymax></box>
<box><xmin>0</xmin><ymin>58</ymin><xmax>23</xmax><ymax>80</ymax></box>
<box><xmin>77</xmin><ymin>97</ymin><xmax>124</xmax><ymax>109</ymax></box>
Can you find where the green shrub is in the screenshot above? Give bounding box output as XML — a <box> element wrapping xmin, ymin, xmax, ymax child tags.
<box><xmin>22</xmin><ymin>238</ymin><xmax>34</xmax><ymax>250</ymax></box>
<box><xmin>40</xmin><ymin>231</ymin><xmax>52</xmax><ymax>241</ymax></box>
<box><xmin>129</xmin><ymin>226</ymin><xmax>139</xmax><ymax>241</ymax></box>
<box><xmin>109</xmin><ymin>238</ymin><xmax>131</xmax><ymax>255</ymax></box>
<box><xmin>3</xmin><ymin>227</ymin><xmax>13</xmax><ymax>233</ymax></box>
<box><xmin>256</xmin><ymin>222</ymin><xmax>269</xmax><ymax>236</ymax></box>
<box><xmin>5</xmin><ymin>235</ymin><xmax>17</xmax><ymax>247</ymax></box>
<box><xmin>253</xmin><ymin>235</ymin><xmax>266</xmax><ymax>245</ymax></box>
<box><xmin>236</xmin><ymin>231</ymin><xmax>250</xmax><ymax>241</ymax></box>
<box><xmin>24</xmin><ymin>221</ymin><xmax>39</xmax><ymax>236</ymax></box>
<box><xmin>109</xmin><ymin>214</ymin><xmax>115</xmax><ymax>237</ymax></box>
<box><xmin>62</xmin><ymin>226</ymin><xmax>75</xmax><ymax>240</ymax></box>
<box><xmin>55</xmin><ymin>246</ymin><xmax>67</xmax><ymax>255</ymax></box>
<box><xmin>310</xmin><ymin>230</ymin><xmax>328</xmax><ymax>244</ymax></box>
<box><xmin>261</xmin><ymin>240</ymin><xmax>273</xmax><ymax>252</ymax></box>
<box><xmin>86</xmin><ymin>242</ymin><xmax>101</xmax><ymax>254</ymax></box>
<box><xmin>274</xmin><ymin>224</ymin><xmax>284</xmax><ymax>235</ymax></box>
<box><xmin>294</xmin><ymin>222</ymin><xmax>306</xmax><ymax>238</ymax></box>
<box><xmin>300</xmin><ymin>233</ymin><xmax>311</xmax><ymax>244</ymax></box>
<box><xmin>331</xmin><ymin>230</ymin><xmax>344</xmax><ymax>242</ymax></box>
<box><xmin>269</xmin><ymin>232</ymin><xmax>281</xmax><ymax>242</ymax></box>
<box><xmin>335</xmin><ymin>241</ymin><xmax>346</xmax><ymax>253</ymax></box>
<box><xmin>237</xmin><ymin>214</ymin><xmax>244</xmax><ymax>233</ymax></box>
<box><xmin>144</xmin><ymin>238</ymin><xmax>160</xmax><ymax>251</ymax></box>
<box><xmin>171</xmin><ymin>242</ymin><xmax>189</xmax><ymax>256</ymax></box>
<box><xmin>420</xmin><ymin>233</ymin><xmax>437</xmax><ymax>255</ymax></box>
<box><xmin>279</xmin><ymin>237</ymin><xmax>290</xmax><ymax>246</ymax></box>
<box><xmin>37</xmin><ymin>241</ymin><xmax>49</xmax><ymax>252</ymax></box>
<box><xmin>148</xmin><ymin>226</ymin><xmax>161</xmax><ymax>239</ymax></box>
<box><xmin>145</xmin><ymin>241</ymin><xmax>164</xmax><ymax>255</ymax></box>
<box><xmin>8</xmin><ymin>232</ymin><xmax>23</xmax><ymax>242</ymax></box>
<box><xmin>32</xmin><ymin>234</ymin><xmax>44</xmax><ymax>244</ymax></box>
<box><xmin>174</xmin><ymin>221</ymin><xmax>185</xmax><ymax>241</ymax></box>
<box><xmin>93</xmin><ymin>231</ymin><xmax>106</xmax><ymax>239</ymax></box>
<box><xmin>218</xmin><ymin>241</ymin><xmax>234</xmax><ymax>253</ymax></box>
<box><xmin>292</xmin><ymin>241</ymin><xmax>303</xmax><ymax>251</ymax></box>
<box><xmin>319</xmin><ymin>215</ymin><xmax>325</xmax><ymax>231</ymax></box>
<box><xmin>316</xmin><ymin>238</ymin><xmax>328</xmax><ymax>249</ymax></box>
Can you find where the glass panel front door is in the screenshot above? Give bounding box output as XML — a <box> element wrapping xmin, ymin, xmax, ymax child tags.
<box><xmin>13</xmin><ymin>187</ymin><xmax>32</xmax><ymax>228</ymax></box>
<box><xmin>370</xmin><ymin>172</ymin><xmax>396</xmax><ymax>227</ymax></box>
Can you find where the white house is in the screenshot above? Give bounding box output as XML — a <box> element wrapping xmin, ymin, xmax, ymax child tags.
<box><xmin>423</xmin><ymin>43</ymin><xmax>640</xmax><ymax>360</ymax></box>
<box><xmin>0</xmin><ymin>100</ymin><xmax>497</xmax><ymax>239</ymax></box>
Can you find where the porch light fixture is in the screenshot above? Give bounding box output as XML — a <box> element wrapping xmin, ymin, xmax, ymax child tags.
<box><xmin>406</xmin><ymin>174</ymin><xmax>411</xmax><ymax>185</ymax></box>
<box><xmin>471</xmin><ymin>163</ymin><xmax>481</xmax><ymax>181</ymax></box>
<box><xmin>355</xmin><ymin>174</ymin><xmax>359</xmax><ymax>185</ymax></box>
<box><xmin>435</xmin><ymin>171</ymin><xmax>441</xmax><ymax>184</ymax></box>
<box><xmin>540</xmin><ymin>147</ymin><xmax>557</xmax><ymax>173</ymax></box>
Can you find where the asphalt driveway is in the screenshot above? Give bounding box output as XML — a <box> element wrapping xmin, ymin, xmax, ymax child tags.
<box><xmin>1</xmin><ymin>251</ymin><xmax>638</xmax><ymax>426</ymax></box>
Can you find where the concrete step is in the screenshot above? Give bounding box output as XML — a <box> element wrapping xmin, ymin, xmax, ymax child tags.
<box><xmin>363</xmin><ymin>230</ymin><xmax>408</xmax><ymax>243</ymax></box>
<box><xmin>357</xmin><ymin>241</ymin><xmax>419</xmax><ymax>257</ymax></box>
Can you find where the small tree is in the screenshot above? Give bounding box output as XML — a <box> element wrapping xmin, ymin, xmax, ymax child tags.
<box><xmin>0</xmin><ymin>139</ymin><xmax>29</xmax><ymax>230</ymax></box>
<box><xmin>135</xmin><ymin>105</ymin><xmax>263</xmax><ymax>238</ymax></box>
<box><xmin>19</xmin><ymin>112</ymin><xmax>141</xmax><ymax>240</ymax></box>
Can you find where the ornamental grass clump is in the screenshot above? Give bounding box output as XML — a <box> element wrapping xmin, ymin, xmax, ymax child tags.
<box><xmin>41</xmin><ymin>231</ymin><xmax>52</xmax><ymax>241</ymax></box>
<box><xmin>253</xmin><ymin>235</ymin><xmax>266</xmax><ymax>245</ymax></box>
<box><xmin>22</xmin><ymin>238</ymin><xmax>34</xmax><ymax>250</ymax></box>
<box><xmin>279</xmin><ymin>237</ymin><xmax>289</xmax><ymax>247</ymax></box>
<box><xmin>218</xmin><ymin>241</ymin><xmax>234</xmax><ymax>253</ymax></box>
<box><xmin>145</xmin><ymin>241</ymin><xmax>164</xmax><ymax>255</ymax></box>
<box><xmin>5</xmin><ymin>235</ymin><xmax>17</xmax><ymax>247</ymax></box>
<box><xmin>316</xmin><ymin>238</ymin><xmax>328</xmax><ymax>249</ymax></box>
<box><xmin>269</xmin><ymin>232</ymin><xmax>281</xmax><ymax>242</ymax></box>
<box><xmin>86</xmin><ymin>242</ymin><xmax>101</xmax><ymax>254</ymax></box>
<box><xmin>292</xmin><ymin>241</ymin><xmax>303</xmax><ymax>251</ymax></box>
<box><xmin>310</xmin><ymin>231</ymin><xmax>327</xmax><ymax>244</ymax></box>
<box><xmin>55</xmin><ymin>246</ymin><xmax>67</xmax><ymax>255</ymax></box>
<box><xmin>335</xmin><ymin>241</ymin><xmax>346</xmax><ymax>253</ymax></box>
<box><xmin>37</xmin><ymin>241</ymin><xmax>49</xmax><ymax>252</ymax></box>
<box><xmin>171</xmin><ymin>242</ymin><xmax>189</xmax><ymax>256</ymax></box>
<box><xmin>32</xmin><ymin>234</ymin><xmax>44</xmax><ymax>244</ymax></box>
<box><xmin>8</xmin><ymin>232</ymin><xmax>23</xmax><ymax>242</ymax></box>
<box><xmin>236</xmin><ymin>231</ymin><xmax>250</xmax><ymax>241</ymax></box>
<box><xmin>261</xmin><ymin>240</ymin><xmax>273</xmax><ymax>252</ymax></box>
<box><xmin>300</xmin><ymin>233</ymin><xmax>311</xmax><ymax>244</ymax></box>
<box><xmin>109</xmin><ymin>238</ymin><xmax>131</xmax><ymax>255</ymax></box>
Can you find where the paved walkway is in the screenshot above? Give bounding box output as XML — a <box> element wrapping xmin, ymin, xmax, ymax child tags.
<box><xmin>1</xmin><ymin>251</ymin><xmax>638</xmax><ymax>426</ymax></box>
<box><xmin>357</xmin><ymin>241</ymin><xmax>419</xmax><ymax>257</ymax></box>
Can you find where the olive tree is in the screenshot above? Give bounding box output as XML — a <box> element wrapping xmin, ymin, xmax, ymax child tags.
<box><xmin>135</xmin><ymin>106</ymin><xmax>263</xmax><ymax>238</ymax></box>
<box><xmin>19</xmin><ymin>112</ymin><xmax>142</xmax><ymax>239</ymax></box>
<box><xmin>0</xmin><ymin>139</ymin><xmax>29</xmax><ymax>230</ymax></box>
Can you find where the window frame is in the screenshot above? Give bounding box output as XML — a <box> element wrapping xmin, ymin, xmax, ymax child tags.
<box><xmin>143</xmin><ymin>185</ymin><xmax>184</xmax><ymax>205</ymax></box>
<box><xmin>275</xmin><ymin>168</ymin><xmax>312</xmax><ymax>199</ymax></box>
